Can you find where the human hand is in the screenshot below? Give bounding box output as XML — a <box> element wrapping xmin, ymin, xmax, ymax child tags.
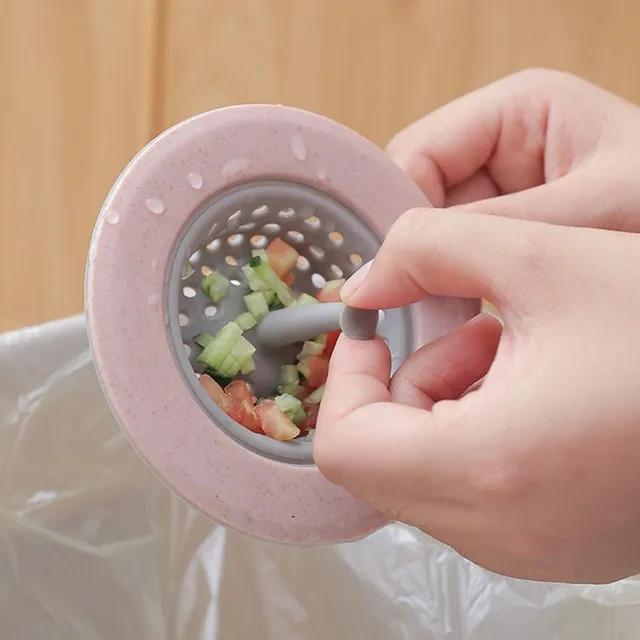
<box><xmin>314</xmin><ymin>210</ymin><xmax>640</xmax><ymax>584</ymax></box>
<box><xmin>387</xmin><ymin>68</ymin><xmax>640</xmax><ymax>232</ymax></box>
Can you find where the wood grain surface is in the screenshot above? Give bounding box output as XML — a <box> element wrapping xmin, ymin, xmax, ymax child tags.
<box><xmin>0</xmin><ymin>0</ymin><xmax>159</xmax><ymax>332</ymax></box>
<box><xmin>3</xmin><ymin>0</ymin><xmax>640</xmax><ymax>330</ymax></box>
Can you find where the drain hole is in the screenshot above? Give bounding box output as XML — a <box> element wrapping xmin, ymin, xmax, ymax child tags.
<box><xmin>250</xmin><ymin>234</ymin><xmax>268</xmax><ymax>248</ymax></box>
<box><xmin>349</xmin><ymin>253</ymin><xmax>363</xmax><ymax>267</ymax></box>
<box><xmin>279</xmin><ymin>207</ymin><xmax>296</xmax><ymax>219</ymax></box>
<box><xmin>201</xmin><ymin>265</ymin><xmax>213</xmax><ymax>276</ymax></box>
<box><xmin>206</xmin><ymin>239</ymin><xmax>221</xmax><ymax>252</ymax></box>
<box><xmin>296</xmin><ymin>256</ymin><xmax>310</xmax><ymax>271</ymax></box>
<box><xmin>228</xmin><ymin>234</ymin><xmax>244</xmax><ymax>247</ymax></box>
<box><xmin>204</xmin><ymin>305</ymin><xmax>217</xmax><ymax>317</ymax></box>
<box><xmin>239</xmin><ymin>222</ymin><xmax>256</xmax><ymax>231</ymax></box>
<box><xmin>329</xmin><ymin>264</ymin><xmax>344</xmax><ymax>279</ymax></box>
<box><xmin>228</xmin><ymin>210</ymin><xmax>242</xmax><ymax>227</ymax></box>
<box><xmin>286</xmin><ymin>230</ymin><xmax>305</xmax><ymax>244</ymax></box>
<box><xmin>252</xmin><ymin>205</ymin><xmax>268</xmax><ymax>217</ymax></box>
<box><xmin>263</xmin><ymin>223</ymin><xmax>281</xmax><ymax>234</ymax></box>
<box><xmin>311</xmin><ymin>273</ymin><xmax>326</xmax><ymax>289</ymax></box>
<box><xmin>178</xmin><ymin>313</ymin><xmax>189</xmax><ymax>327</ymax></box>
<box><xmin>183</xmin><ymin>286</ymin><xmax>196</xmax><ymax>298</ymax></box>
<box><xmin>189</xmin><ymin>250</ymin><xmax>202</xmax><ymax>263</ymax></box>
<box><xmin>230</xmin><ymin>279</ymin><xmax>241</xmax><ymax>286</ymax></box>
<box><xmin>304</xmin><ymin>216</ymin><xmax>321</xmax><ymax>230</ymax></box>
<box><xmin>309</xmin><ymin>245</ymin><xmax>325</xmax><ymax>260</ymax></box>
<box><xmin>225</xmin><ymin>256</ymin><xmax>238</xmax><ymax>266</ymax></box>
<box><xmin>328</xmin><ymin>231</ymin><xmax>344</xmax><ymax>246</ymax></box>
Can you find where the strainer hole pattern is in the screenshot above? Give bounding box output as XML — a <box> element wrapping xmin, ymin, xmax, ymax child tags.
<box><xmin>86</xmin><ymin>104</ymin><xmax>479</xmax><ymax>545</ymax></box>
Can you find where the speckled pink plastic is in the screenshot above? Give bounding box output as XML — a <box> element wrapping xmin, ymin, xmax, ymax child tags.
<box><xmin>86</xmin><ymin>105</ymin><xmax>479</xmax><ymax>545</ymax></box>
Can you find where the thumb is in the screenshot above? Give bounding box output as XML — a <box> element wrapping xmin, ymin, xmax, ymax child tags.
<box><xmin>341</xmin><ymin>208</ymin><xmax>561</xmax><ymax>311</ymax></box>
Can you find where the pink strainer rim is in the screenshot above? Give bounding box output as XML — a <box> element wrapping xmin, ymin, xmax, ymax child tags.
<box><xmin>86</xmin><ymin>105</ymin><xmax>478</xmax><ymax>544</ymax></box>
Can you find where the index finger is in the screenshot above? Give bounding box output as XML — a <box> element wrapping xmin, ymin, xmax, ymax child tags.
<box><xmin>313</xmin><ymin>335</ymin><xmax>475</xmax><ymax>503</ymax></box>
<box><xmin>386</xmin><ymin>69</ymin><xmax>555</xmax><ymax>205</ymax></box>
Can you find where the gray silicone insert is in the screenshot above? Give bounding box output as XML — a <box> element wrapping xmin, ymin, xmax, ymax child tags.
<box><xmin>166</xmin><ymin>179</ymin><xmax>413</xmax><ymax>465</ymax></box>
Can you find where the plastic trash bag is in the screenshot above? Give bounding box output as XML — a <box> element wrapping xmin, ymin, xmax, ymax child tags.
<box><xmin>2</xmin><ymin>316</ymin><xmax>640</xmax><ymax>640</ymax></box>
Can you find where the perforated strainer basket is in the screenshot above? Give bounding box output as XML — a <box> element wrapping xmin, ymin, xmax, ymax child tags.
<box><xmin>86</xmin><ymin>105</ymin><xmax>478</xmax><ymax>544</ymax></box>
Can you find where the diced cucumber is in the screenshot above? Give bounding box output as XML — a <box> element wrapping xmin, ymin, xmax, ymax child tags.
<box><xmin>240</xmin><ymin>358</ymin><xmax>256</xmax><ymax>375</ymax></box>
<box><xmin>244</xmin><ymin>291</ymin><xmax>270</xmax><ymax>321</ymax></box>
<box><xmin>242</xmin><ymin>264</ymin><xmax>270</xmax><ymax>292</ymax></box>
<box><xmin>297</xmin><ymin>340</ymin><xmax>324</xmax><ymax>359</ymax></box>
<box><xmin>305</xmin><ymin>385</ymin><xmax>325</xmax><ymax>404</ymax></box>
<box><xmin>295</xmin><ymin>293</ymin><xmax>318</xmax><ymax>307</ymax></box>
<box><xmin>234</xmin><ymin>312</ymin><xmax>257</xmax><ymax>331</ymax></box>
<box><xmin>314</xmin><ymin>333</ymin><xmax>327</xmax><ymax>347</ymax></box>
<box><xmin>218</xmin><ymin>335</ymin><xmax>256</xmax><ymax>377</ymax></box>
<box><xmin>275</xmin><ymin>393</ymin><xmax>306</xmax><ymax>425</ymax></box>
<box><xmin>183</xmin><ymin>262</ymin><xmax>195</xmax><ymax>278</ymax></box>
<box><xmin>263</xmin><ymin>290</ymin><xmax>276</xmax><ymax>306</ymax></box>
<box><xmin>297</xmin><ymin>360</ymin><xmax>310</xmax><ymax>380</ymax></box>
<box><xmin>277</xmin><ymin>383</ymin><xmax>303</xmax><ymax>398</ymax></box>
<box><xmin>194</xmin><ymin>332</ymin><xmax>214</xmax><ymax>349</ymax></box>
<box><xmin>253</xmin><ymin>260</ymin><xmax>294</xmax><ymax>306</ymax></box>
<box><xmin>281</xmin><ymin>364</ymin><xmax>299</xmax><ymax>386</ymax></box>
<box><xmin>197</xmin><ymin>322</ymin><xmax>242</xmax><ymax>369</ymax></box>
<box><xmin>252</xmin><ymin>249</ymin><xmax>269</xmax><ymax>262</ymax></box>
<box><xmin>201</xmin><ymin>271</ymin><xmax>230</xmax><ymax>302</ymax></box>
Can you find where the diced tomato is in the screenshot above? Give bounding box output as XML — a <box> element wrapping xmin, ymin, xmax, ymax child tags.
<box><xmin>324</xmin><ymin>330</ymin><xmax>340</xmax><ymax>357</ymax></box>
<box><xmin>300</xmin><ymin>402</ymin><xmax>319</xmax><ymax>433</ymax></box>
<box><xmin>225</xmin><ymin>380</ymin><xmax>253</xmax><ymax>405</ymax></box>
<box><xmin>199</xmin><ymin>374</ymin><xmax>225</xmax><ymax>404</ymax></box>
<box><xmin>317</xmin><ymin>279</ymin><xmax>345</xmax><ymax>303</ymax></box>
<box><xmin>225</xmin><ymin>380</ymin><xmax>262</xmax><ymax>433</ymax></box>
<box><xmin>308</xmin><ymin>355</ymin><xmax>329</xmax><ymax>389</ymax></box>
<box><xmin>255</xmin><ymin>400</ymin><xmax>300</xmax><ymax>441</ymax></box>
<box><xmin>266</xmin><ymin>238</ymin><xmax>299</xmax><ymax>278</ymax></box>
<box><xmin>282</xmin><ymin>272</ymin><xmax>296</xmax><ymax>286</ymax></box>
<box><xmin>219</xmin><ymin>393</ymin><xmax>248</xmax><ymax>426</ymax></box>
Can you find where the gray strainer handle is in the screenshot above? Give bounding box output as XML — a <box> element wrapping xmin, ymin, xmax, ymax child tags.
<box><xmin>256</xmin><ymin>302</ymin><xmax>380</xmax><ymax>348</ymax></box>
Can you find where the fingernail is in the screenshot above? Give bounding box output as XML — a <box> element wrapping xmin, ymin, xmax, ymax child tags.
<box><xmin>341</xmin><ymin>260</ymin><xmax>373</xmax><ymax>302</ymax></box>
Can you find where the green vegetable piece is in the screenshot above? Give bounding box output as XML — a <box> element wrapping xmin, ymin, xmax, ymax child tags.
<box><xmin>194</xmin><ymin>332</ymin><xmax>214</xmax><ymax>349</ymax></box>
<box><xmin>305</xmin><ymin>385</ymin><xmax>325</xmax><ymax>404</ymax></box>
<box><xmin>244</xmin><ymin>291</ymin><xmax>270</xmax><ymax>321</ymax></box>
<box><xmin>234</xmin><ymin>312</ymin><xmax>258</xmax><ymax>331</ymax></box>
<box><xmin>281</xmin><ymin>364</ymin><xmax>299</xmax><ymax>386</ymax></box>
<box><xmin>201</xmin><ymin>271</ymin><xmax>230</xmax><ymax>302</ymax></box>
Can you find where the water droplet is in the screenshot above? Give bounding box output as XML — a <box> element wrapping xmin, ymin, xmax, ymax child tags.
<box><xmin>150</xmin><ymin>258</ymin><xmax>158</xmax><ymax>274</ymax></box>
<box><xmin>316</xmin><ymin>169</ymin><xmax>327</xmax><ymax>180</ymax></box>
<box><xmin>104</xmin><ymin>209</ymin><xmax>120</xmax><ymax>225</ymax></box>
<box><xmin>222</xmin><ymin>157</ymin><xmax>251</xmax><ymax>178</ymax></box>
<box><xmin>145</xmin><ymin>198</ymin><xmax>165</xmax><ymax>214</ymax></box>
<box><xmin>148</xmin><ymin>293</ymin><xmax>160</xmax><ymax>306</ymax></box>
<box><xmin>290</xmin><ymin>134</ymin><xmax>307</xmax><ymax>161</ymax></box>
<box><xmin>188</xmin><ymin>172</ymin><xmax>203</xmax><ymax>189</ymax></box>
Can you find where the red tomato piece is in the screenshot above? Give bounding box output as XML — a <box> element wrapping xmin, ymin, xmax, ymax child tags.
<box><xmin>300</xmin><ymin>402</ymin><xmax>319</xmax><ymax>433</ymax></box>
<box><xmin>219</xmin><ymin>393</ymin><xmax>248</xmax><ymax>426</ymax></box>
<box><xmin>225</xmin><ymin>380</ymin><xmax>253</xmax><ymax>405</ymax></box>
<box><xmin>324</xmin><ymin>330</ymin><xmax>340</xmax><ymax>357</ymax></box>
<box><xmin>282</xmin><ymin>272</ymin><xmax>296</xmax><ymax>286</ymax></box>
<box><xmin>308</xmin><ymin>355</ymin><xmax>329</xmax><ymax>389</ymax></box>
<box><xmin>199</xmin><ymin>374</ymin><xmax>225</xmax><ymax>404</ymax></box>
<box><xmin>316</xmin><ymin>279</ymin><xmax>345</xmax><ymax>303</ymax></box>
<box><xmin>255</xmin><ymin>400</ymin><xmax>300</xmax><ymax>441</ymax></box>
<box><xmin>224</xmin><ymin>380</ymin><xmax>262</xmax><ymax>433</ymax></box>
<box><xmin>266</xmin><ymin>237</ymin><xmax>299</xmax><ymax>278</ymax></box>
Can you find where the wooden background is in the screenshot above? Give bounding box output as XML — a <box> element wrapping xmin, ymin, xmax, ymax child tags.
<box><xmin>2</xmin><ymin>0</ymin><xmax>640</xmax><ymax>332</ymax></box>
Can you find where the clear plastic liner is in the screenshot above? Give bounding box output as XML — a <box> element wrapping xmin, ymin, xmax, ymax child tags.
<box><xmin>1</xmin><ymin>316</ymin><xmax>640</xmax><ymax>639</ymax></box>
